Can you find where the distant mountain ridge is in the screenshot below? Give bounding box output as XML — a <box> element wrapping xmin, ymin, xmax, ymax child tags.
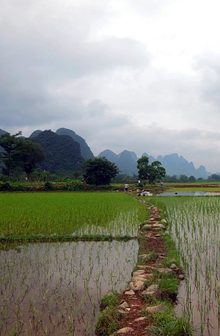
<box><xmin>30</xmin><ymin>130</ymin><xmax>85</xmax><ymax>176</ymax></box>
<box><xmin>0</xmin><ymin>129</ymin><xmax>6</xmax><ymax>136</ymax></box>
<box><xmin>98</xmin><ymin>150</ymin><xmax>138</xmax><ymax>176</ymax></box>
<box><xmin>55</xmin><ymin>128</ymin><xmax>94</xmax><ymax>160</ymax></box>
<box><xmin>0</xmin><ymin>127</ymin><xmax>211</xmax><ymax>178</ymax></box>
<box><xmin>30</xmin><ymin>128</ymin><xmax>94</xmax><ymax>161</ymax></box>
<box><xmin>98</xmin><ymin>149</ymin><xmax>209</xmax><ymax>178</ymax></box>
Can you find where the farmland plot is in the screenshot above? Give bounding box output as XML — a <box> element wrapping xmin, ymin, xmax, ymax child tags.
<box><xmin>0</xmin><ymin>240</ymin><xmax>138</xmax><ymax>336</ymax></box>
<box><xmin>0</xmin><ymin>192</ymin><xmax>147</xmax><ymax>335</ymax></box>
<box><xmin>0</xmin><ymin>192</ymin><xmax>146</xmax><ymax>238</ymax></box>
<box><xmin>149</xmin><ymin>196</ymin><xmax>220</xmax><ymax>336</ymax></box>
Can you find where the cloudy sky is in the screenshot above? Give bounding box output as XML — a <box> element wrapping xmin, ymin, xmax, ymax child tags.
<box><xmin>1</xmin><ymin>0</ymin><xmax>220</xmax><ymax>172</ymax></box>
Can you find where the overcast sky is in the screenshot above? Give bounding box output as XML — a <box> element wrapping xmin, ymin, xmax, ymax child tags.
<box><xmin>1</xmin><ymin>0</ymin><xmax>220</xmax><ymax>172</ymax></box>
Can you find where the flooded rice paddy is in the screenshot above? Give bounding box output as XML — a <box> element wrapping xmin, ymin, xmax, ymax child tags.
<box><xmin>151</xmin><ymin>196</ymin><xmax>220</xmax><ymax>336</ymax></box>
<box><xmin>0</xmin><ymin>239</ymin><xmax>138</xmax><ymax>336</ymax></box>
<box><xmin>0</xmin><ymin>192</ymin><xmax>147</xmax><ymax>335</ymax></box>
<box><xmin>157</xmin><ymin>191</ymin><xmax>220</xmax><ymax>196</ymax></box>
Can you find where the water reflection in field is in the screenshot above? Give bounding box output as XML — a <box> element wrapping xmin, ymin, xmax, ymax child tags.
<box><xmin>157</xmin><ymin>191</ymin><xmax>220</xmax><ymax>196</ymax></box>
<box><xmin>0</xmin><ymin>240</ymin><xmax>138</xmax><ymax>336</ymax></box>
<box><xmin>159</xmin><ymin>197</ymin><xmax>220</xmax><ymax>336</ymax></box>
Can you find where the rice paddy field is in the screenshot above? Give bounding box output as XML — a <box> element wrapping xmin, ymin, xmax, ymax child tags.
<box><xmin>3</xmin><ymin>190</ymin><xmax>220</xmax><ymax>336</ymax></box>
<box><xmin>0</xmin><ymin>192</ymin><xmax>147</xmax><ymax>336</ymax></box>
<box><xmin>148</xmin><ymin>195</ymin><xmax>220</xmax><ymax>336</ymax></box>
<box><xmin>0</xmin><ymin>192</ymin><xmax>146</xmax><ymax>238</ymax></box>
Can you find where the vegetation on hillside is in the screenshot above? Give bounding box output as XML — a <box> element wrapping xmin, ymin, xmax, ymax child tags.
<box><xmin>30</xmin><ymin>130</ymin><xmax>85</xmax><ymax>176</ymax></box>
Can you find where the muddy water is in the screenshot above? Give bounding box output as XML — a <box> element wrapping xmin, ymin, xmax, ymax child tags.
<box><xmin>175</xmin><ymin>243</ymin><xmax>220</xmax><ymax>336</ymax></box>
<box><xmin>176</xmin><ymin>280</ymin><xmax>219</xmax><ymax>336</ymax></box>
<box><xmin>0</xmin><ymin>240</ymin><xmax>139</xmax><ymax>336</ymax></box>
<box><xmin>167</xmin><ymin>198</ymin><xmax>220</xmax><ymax>336</ymax></box>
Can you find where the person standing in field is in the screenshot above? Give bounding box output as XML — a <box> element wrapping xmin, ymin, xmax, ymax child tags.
<box><xmin>124</xmin><ymin>183</ymin><xmax>129</xmax><ymax>192</ymax></box>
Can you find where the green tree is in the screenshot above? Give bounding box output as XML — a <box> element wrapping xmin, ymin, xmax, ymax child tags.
<box><xmin>188</xmin><ymin>175</ymin><xmax>196</xmax><ymax>183</ymax></box>
<box><xmin>0</xmin><ymin>132</ymin><xmax>22</xmax><ymax>177</ymax></box>
<box><xmin>16</xmin><ymin>140</ymin><xmax>45</xmax><ymax>179</ymax></box>
<box><xmin>137</xmin><ymin>156</ymin><xmax>166</xmax><ymax>184</ymax></box>
<box><xmin>84</xmin><ymin>157</ymin><xmax>119</xmax><ymax>185</ymax></box>
<box><xmin>0</xmin><ymin>132</ymin><xmax>45</xmax><ymax>179</ymax></box>
<box><xmin>179</xmin><ymin>174</ymin><xmax>188</xmax><ymax>182</ymax></box>
<box><xmin>209</xmin><ymin>174</ymin><xmax>220</xmax><ymax>181</ymax></box>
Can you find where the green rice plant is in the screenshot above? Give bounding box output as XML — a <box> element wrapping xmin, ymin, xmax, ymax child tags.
<box><xmin>0</xmin><ymin>239</ymin><xmax>139</xmax><ymax>335</ymax></box>
<box><xmin>0</xmin><ymin>192</ymin><xmax>147</xmax><ymax>239</ymax></box>
<box><xmin>148</xmin><ymin>196</ymin><xmax>220</xmax><ymax>335</ymax></box>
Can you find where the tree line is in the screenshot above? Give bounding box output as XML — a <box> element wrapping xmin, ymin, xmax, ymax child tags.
<box><xmin>0</xmin><ymin>132</ymin><xmax>166</xmax><ymax>185</ymax></box>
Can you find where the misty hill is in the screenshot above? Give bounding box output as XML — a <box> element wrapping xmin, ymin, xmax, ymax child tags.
<box><xmin>0</xmin><ymin>129</ymin><xmax>6</xmax><ymax>136</ymax></box>
<box><xmin>98</xmin><ymin>150</ymin><xmax>138</xmax><ymax>176</ymax></box>
<box><xmin>30</xmin><ymin>128</ymin><xmax>94</xmax><ymax>161</ymax></box>
<box><xmin>0</xmin><ymin>127</ymin><xmax>211</xmax><ymax>178</ymax></box>
<box><xmin>30</xmin><ymin>130</ymin><xmax>84</xmax><ymax>176</ymax></box>
<box><xmin>29</xmin><ymin>130</ymin><xmax>42</xmax><ymax>138</ymax></box>
<box><xmin>56</xmin><ymin>128</ymin><xmax>94</xmax><ymax>160</ymax></box>
<box><xmin>146</xmin><ymin>153</ymin><xmax>208</xmax><ymax>179</ymax></box>
<box><xmin>98</xmin><ymin>150</ymin><xmax>209</xmax><ymax>179</ymax></box>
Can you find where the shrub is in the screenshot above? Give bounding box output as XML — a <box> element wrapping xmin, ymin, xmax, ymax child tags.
<box><xmin>100</xmin><ymin>292</ymin><xmax>120</xmax><ymax>310</ymax></box>
<box><xmin>95</xmin><ymin>292</ymin><xmax>121</xmax><ymax>336</ymax></box>
<box><xmin>159</xmin><ymin>276</ymin><xmax>179</xmax><ymax>301</ymax></box>
<box><xmin>0</xmin><ymin>182</ymin><xmax>12</xmax><ymax>191</ymax></box>
<box><xmin>44</xmin><ymin>182</ymin><xmax>53</xmax><ymax>190</ymax></box>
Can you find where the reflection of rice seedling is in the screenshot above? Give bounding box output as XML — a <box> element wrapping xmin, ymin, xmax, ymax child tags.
<box><xmin>0</xmin><ymin>192</ymin><xmax>149</xmax><ymax>335</ymax></box>
<box><xmin>148</xmin><ymin>196</ymin><xmax>220</xmax><ymax>335</ymax></box>
<box><xmin>0</xmin><ymin>240</ymin><xmax>139</xmax><ymax>335</ymax></box>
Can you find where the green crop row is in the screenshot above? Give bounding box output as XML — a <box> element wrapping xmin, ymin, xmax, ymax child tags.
<box><xmin>148</xmin><ymin>196</ymin><xmax>220</xmax><ymax>335</ymax></box>
<box><xmin>0</xmin><ymin>192</ymin><xmax>147</xmax><ymax>239</ymax></box>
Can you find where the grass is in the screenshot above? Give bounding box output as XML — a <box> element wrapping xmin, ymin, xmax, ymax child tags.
<box><xmin>148</xmin><ymin>250</ymin><xmax>158</xmax><ymax>261</ymax></box>
<box><xmin>99</xmin><ymin>292</ymin><xmax>120</xmax><ymax>310</ymax></box>
<box><xmin>95</xmin><ymin>293</ymin><xmax>122</xmax><ymax>336</ymax></box>
<box><xmin>158</xmin><ymin>275</ymin><xmax>179</xmax><ymax>301</ymax></box>
<box><xmin>146</xmin><ymin>310</ymin><xmax>193</xmax><ymax>336</ymax></box>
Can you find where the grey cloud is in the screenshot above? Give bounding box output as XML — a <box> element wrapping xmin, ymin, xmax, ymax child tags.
<box><xmin>125</xmin><ymin>0</ymin><xmax>174</xmax><ymax>16</ymax></box>
<box><xmin>1</xmin><ymin>0</ymin><xmax>151</xmax><ymax>132</ymax></box>
<box><xmin>0</xmin><ymin>27</ymin><xmax>150</xmax><ymax>127</ymax></box>
<box><xmin>1</xmin><ymin>0</ymin><xmax>220</xmax><ymax>174</ymax></box>
<box><xmin>86</xmin><ymin>100</ymin><xmax>109</xmax><ymax>117</ymax></box>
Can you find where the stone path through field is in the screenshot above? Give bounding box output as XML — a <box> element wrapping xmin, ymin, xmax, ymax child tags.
<box><xmin>114</xmin><ymin>200</ymin><xmax>184</xmax><ymax>336</ymax></box>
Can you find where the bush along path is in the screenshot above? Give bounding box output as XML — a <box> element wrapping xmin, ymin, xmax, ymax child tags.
<box><xmin>96</xmin><ymin>200</ymin><xmax>193</xmax><ymax>336</ymax></box>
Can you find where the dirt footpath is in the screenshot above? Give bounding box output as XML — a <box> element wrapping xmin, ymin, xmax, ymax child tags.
<box><xmin>116</xmin><ymin>201</ymin><xmax>182</xmax><ymax>336</ymax></box>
